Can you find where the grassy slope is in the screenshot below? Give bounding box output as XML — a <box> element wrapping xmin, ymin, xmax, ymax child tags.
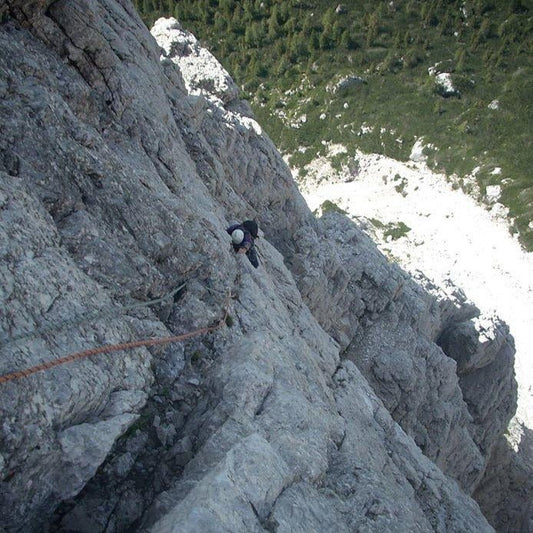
<box><xmin>135</xmin><ymin>0</ymin><xmax>533</xmax><ymax>250</ymax></box>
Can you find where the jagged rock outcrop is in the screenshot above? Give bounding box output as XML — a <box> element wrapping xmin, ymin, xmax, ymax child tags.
<box><xmin>151</xmin><ymin>18</ymin><xmax>241</xmax><ymax>108</ymax></box>
<box><xmin>428</xmin><ymin>65</ymin><xmax>460</xmax><ymax>98</ymax></box>
<box><xmin>286</xmin><ymin>213</ymin><xmax>517</xmax><ymax>495</ymax></box>
<box><xmin>473</xmin><ymin>423</ymin><xmax>533</xmax><ymax>532</ymax></box>
<box><xmin>0</xmin><ymin>2</ymin><xmax>520</xmax><ymax>532</ymax></box>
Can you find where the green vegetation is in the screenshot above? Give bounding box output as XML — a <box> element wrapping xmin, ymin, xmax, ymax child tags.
<box><xmin>134</xmin><ymin>0</ymin><xmax>533</xmax><ymax>250</ymax></box>
<box><xmin>383</xmin><ymin>221</ymin><xmax>412</xmax><ymax>240</ymax></box>
<box><xmin>369</xmin><ymin>218</ymin><xmax>412</xmax><ymax>240</ymax></box>
<box><xmin>393</xmin><ymin>173</ymin><xmax>408</xmax><ymax>196</ymax></box>
<box><xmin>190</xmin><ymin>350</ymin><xmax>203</xmax><ymax>363</ymax></box>
<box><xmin>122</xmin><ymin>412</ymin><xmax>151</xmax><ymax>438</ymax></box>
<box><xmin>315</xmin><ymin>199</ymin><xmax>347</xmax><ymax>216</ymax></box>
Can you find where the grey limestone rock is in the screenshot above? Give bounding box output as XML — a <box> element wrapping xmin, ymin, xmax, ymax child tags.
<box><xmin>293</xmin><ymin>212</ymin><xmax>516</xmax><ymax>495</ymax></box>
<box><xmin>333</xmin><ymin>75</ymin><xmax>366</xmax><ymax>94</ymax></box>
<box><xmin>0</xmin><ymin>2</ymin><xmax>521</xmax><ymax>532</ymax></box>
<box><xmin>151</xmin><ymin>17</ymin><xmax>241</xmax><ymax>107</ymax></box>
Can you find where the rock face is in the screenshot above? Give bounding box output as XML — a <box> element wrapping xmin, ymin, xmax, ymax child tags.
<box><xmin>151</xmin><ymin>18</ymin><xmax>241</xmax><ymax>107</ymax></box>
<box><xmin>0</xmin><ymin>2</ymin><xmax>520</xmax><ymax>532</ymax></box>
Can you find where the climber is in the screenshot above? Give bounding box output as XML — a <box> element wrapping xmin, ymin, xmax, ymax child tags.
<box><xmin>226</xmin><ymin>219</ymin><xmax>259</xmax><ymax>268</ymax></box>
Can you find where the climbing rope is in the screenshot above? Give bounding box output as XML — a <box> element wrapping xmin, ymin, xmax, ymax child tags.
<box><xmin>0</xmin><ymin>295</ymin><xmax>231</xmax><ymax>385</ymax></box>
<box><xmin>0</xmin><ymin>259</ymin><xmax>213</xmax><ymax>349</ymax></box>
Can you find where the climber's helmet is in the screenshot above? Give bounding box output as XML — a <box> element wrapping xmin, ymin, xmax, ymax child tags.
<box><xmin>231</xmin><ymin>228</ymin><xmax>245</xmax><ymax>245</ymax></box>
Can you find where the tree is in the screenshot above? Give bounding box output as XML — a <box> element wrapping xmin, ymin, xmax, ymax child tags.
<box><xmin>321</xmin><ymin>7</ymin><xmax>335</xmax><ymax>31</ymax></box>
<box><xmin>200</xmin><ymin>0</ymin><xmax>211</xmax><ymax>25</ymax></box>
<box><xmin>214</xmin><ymin>11</ymin><xmax>227</xmax><ymax>32</ymax></box>
<box><xmin>278</xmin><ymin>3</ymin><xmax>290</xmax><ymax>24</ymax></box>
<box><xmin>455</xmin><ymin>47</ymin><xmax>467</xmax><ymax>72</ymax></box>
<box><xmin>438</xmin><ymin>12</ymin><xmax>453</xmax><ymax>35</ymax></box>
<box><xmin>331</xmin><ymin>21</ymin><xmax>343</xmax><ymax>42</ymax></box>
<box><xmin>244</xmin><ymin>25</ymin><xmax>256</xmax><ymax>47</ymax></box>
<box><xmin>319</xmin><ymin>30</ymin><xmax>332</xmax><ymax>50</ymax></box>
<box><xmin>244</xmin><ymin>22</ymin><xmax>265</xmax><ymax>48</ymax></box>
<box><xmin>509</xmin><ymin>0</ymin><xmax>528</xmax><ymax>14</ymax></box>
<box><xmin>243</xmin><ymin>1</ymin><xmax>255</xmax><ymax>24</ymax></box>
<box><xmin>219</xmin><ymin>0</ymin><xmax>235</xmax><ymax>14</ymax></box>
<box><xmin>274</xmin><ymin>54</ymin><xmax>290</xmax><ymax>76</ymax></box>
<box><xmin>340</xmin><ymin>30</ymin><xmax>357</xmax><ymax>50</ymax></box>
<box><xmin>231</xmin><ymin>5</ymin><xmax>245</xmax><ymax>34</ymax></box>
<box><xmin>268</xmin><ymin>6</ymin><xmax>282</xmax><ymax>39</ymax></box>
<box><xmin>471</xmin><ymin>17</ymin><xmax>491</xmax><ymax>49</ymax></box>
<box><xmin>289</xmin><ymin>33</ymin><xmax>308</xmax><ymax>61</ymax></box>
<box><xmin>307</xmin><ymin>31</ymin><xmax>320</xmax><ymax>53</ymax></box>
<box><xmin>143</xmin><ymin>0</ymin><xmax>154</xmax><ymax>13</ymax></box>
<box><xmin>365</xmin><ymin>12</ymin><xmax>379</xmax><ymax>46</ymax></box>
<box><xmin>392</xmin><ymin>31</ymin><xmax>402</xmax><ymax>49</ymax></box>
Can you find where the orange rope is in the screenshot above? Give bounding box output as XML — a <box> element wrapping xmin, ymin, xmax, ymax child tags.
<box><xmin>0</xmin><ymin>307</ymin><xmax>229</xmax><ymax>385</ymax></box>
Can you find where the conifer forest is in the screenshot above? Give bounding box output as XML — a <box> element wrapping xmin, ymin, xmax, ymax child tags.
<box><xmin>134</xmin><ymin>0</ymin><xmax>532</xmax><ymax>249</ymax></box>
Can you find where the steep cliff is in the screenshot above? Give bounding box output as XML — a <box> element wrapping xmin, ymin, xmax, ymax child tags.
<box><xmin>0</xmin><ymin>2</ymin><xmax>518</xmax><ymax>532</ymax></box>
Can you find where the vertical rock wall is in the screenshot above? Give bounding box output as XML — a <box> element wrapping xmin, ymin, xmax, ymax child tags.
<box><xmin>0</xmin><ymin>2</ymin><xmax>519</xmax><ymax>531</ymax></box>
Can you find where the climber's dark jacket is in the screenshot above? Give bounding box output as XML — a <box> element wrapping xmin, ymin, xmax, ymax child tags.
<box><xmin>226</xmin><ymin>222</ymin><xmax>259</xmax><ymax>268</ymax></box>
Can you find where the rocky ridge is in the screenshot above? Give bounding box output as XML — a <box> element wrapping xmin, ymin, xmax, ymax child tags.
<box><xmin>301</xmin><ymin>147</ymin><xmax>533</xmax><ymax>531</ymax></box>
<box><xmin>0</xmin><ymin>2</ymin><xmax>518</xmax><ymax>532</ymax></box>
